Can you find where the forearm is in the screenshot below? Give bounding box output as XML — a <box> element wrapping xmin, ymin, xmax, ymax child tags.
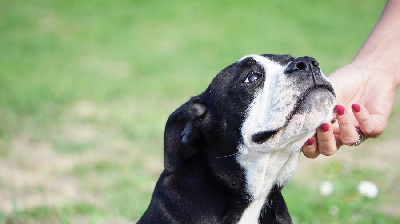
<box><xmin>352</xmin><ymin>0</ymin><xmax>400</xmax><ymax>87</ymax></box>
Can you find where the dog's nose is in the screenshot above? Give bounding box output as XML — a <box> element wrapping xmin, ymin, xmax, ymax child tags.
<box><xmin>285</xmin><ymin>57</ymin><xmax>319</xmax><ymax>73</ymax></box>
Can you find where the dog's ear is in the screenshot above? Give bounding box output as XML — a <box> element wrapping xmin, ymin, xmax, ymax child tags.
<box><xmin>164</xmin><ymin>97</ymin><xmax>207</xmax><ymax>174</ymax></box>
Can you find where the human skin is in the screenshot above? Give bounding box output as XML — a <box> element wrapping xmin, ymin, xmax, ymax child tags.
<box><xmin>302</xmin><ymin>0</ymin><xmax>400</xmax><ymax>158</ymax></box>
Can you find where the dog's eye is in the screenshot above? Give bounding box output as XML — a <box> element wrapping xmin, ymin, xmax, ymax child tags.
<box><xmin>244</xmin><ymin>72</ymin><xmax>263</xmax><ymax>83</ymax></box>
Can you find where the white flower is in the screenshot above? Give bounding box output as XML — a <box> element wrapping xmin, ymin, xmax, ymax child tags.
<box><xmin>358</xmin><ymin>181</ymin><xmax>378</xmax><ymax>198</ymax></box>
<box><xmin>320</xmin><ymin>181</ymin><xmax>333</xmax><ymax>196</ymax></box>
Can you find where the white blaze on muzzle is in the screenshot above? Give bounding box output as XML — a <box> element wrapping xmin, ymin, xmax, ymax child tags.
<box><xmin>240</xmin><ymin>55</ymin><xmax>297</xmax><ymax>150</ymax></box>
<box><xmin>240</xmin><ymin>55</ymin><xmax>335</xmax><ymax>152</ymax></box>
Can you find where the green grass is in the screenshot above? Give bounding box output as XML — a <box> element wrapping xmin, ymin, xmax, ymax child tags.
<box><xmin>3</xmin><ymin>203</ymin><xmax>105</xmax><ymax>224</ymax></box>
<box><xmin>1</xmin><ymin>0</ymin><xmax>399</xmax><ymax>223</ymax></box>
<box><xmin>284</xmin><ymin>161</ymin><xmax>399</xmax><ymax>223</ymax></box>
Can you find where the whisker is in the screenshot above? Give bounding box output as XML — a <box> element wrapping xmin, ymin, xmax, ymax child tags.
<box><xmin>215</xmin><ymin>151</ymin><xmax>240</xmax><ymax>159</ymax></box>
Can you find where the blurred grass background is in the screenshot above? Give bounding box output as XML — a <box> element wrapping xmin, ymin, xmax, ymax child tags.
<box><xmin>1</xmin><ymin>0</ymin><xmax>399</xmax><ymax>223</ymax></box>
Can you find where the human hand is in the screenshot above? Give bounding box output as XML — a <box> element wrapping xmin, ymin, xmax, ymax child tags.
<box><xmin>302</xmin><ymin>62</ymin><xmax>398</xmax><ymax>158</ymax></box>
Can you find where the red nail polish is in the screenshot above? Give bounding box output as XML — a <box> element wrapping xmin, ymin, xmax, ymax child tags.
<box><xmin>352</xmin><ymin>104</ymin><xmax>361</xmax><ymax>113</ymax></box>
<box><xmin>306</xmin><ymin>138</ymin><xmax>314</xmax><ymax>145</ymax></box>
<box><xmin>335</xmin><ymin>105</ymin><xmax>345</xmax><ymax>115</ymax></box>
<box><xmin>320</xmin><ymin>123</ymin><xmax>330</xmax><ymax>132</ymax></box>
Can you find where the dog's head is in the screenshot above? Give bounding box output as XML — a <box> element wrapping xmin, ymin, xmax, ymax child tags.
<box><xmin>164</xmin><ymin>54</ymin><xmax>335</xmax><ymax>189</ymax></box>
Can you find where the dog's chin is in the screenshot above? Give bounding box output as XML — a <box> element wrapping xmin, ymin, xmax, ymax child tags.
<box><xmin>292</xmin><ymin>88</ymin><xmax>335</xmax><ymax>122</ymax></box>
<box><xmin>248</xmin><ymin>88</ymin><xmax>335</xmax><ymax>152</ymax></box>
<box><xmin>280</xmin><ymin>88</ymin><xmax>336</xmax><ymax>145</ymax></box>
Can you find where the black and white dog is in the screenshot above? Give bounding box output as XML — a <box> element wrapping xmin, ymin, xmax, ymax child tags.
<box><xmin>138</xmin><ymin>54</ymin><xmax>336</xmax><ymax>224</ymax></box>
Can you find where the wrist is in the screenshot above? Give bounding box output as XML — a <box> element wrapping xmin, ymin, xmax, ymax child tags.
<box><xmin>378</xmin><ymin>62</ymin><xmax>400</xmax><ymax>88</ymax></box>
<box><xmin>395</xmin><ymin>69</ymin><xmax>400</xmax><ymax>88</ymax></box>
<box><xmin>351</xmin><ymin>55</ymin><xmax>400</xmax><ymax>89</ymax></box>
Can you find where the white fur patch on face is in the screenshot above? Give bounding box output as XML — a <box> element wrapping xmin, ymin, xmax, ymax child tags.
<box><xmin>240</xmin><ymin>55</ymin><xmax>296</xmax><ymax>150</ymax></box>
<box><xmin>236</xmin><ymin>55</ymin><xmax>335</xmax><ymax>223</ymax></box>
<box><xmin>240</xmin><ymin>55</ymin><xmax>335</xmax><ymax>152</ymax></box>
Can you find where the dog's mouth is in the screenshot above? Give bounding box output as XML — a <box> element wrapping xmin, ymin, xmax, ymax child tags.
<box><xmin>287</xmin><ymin>83</ymin><xmax>335</xmax><ymax>120</ymax></box>
<box><xmin>252</xmin><ymin>129</ymin><xmax>281</xmax><ymax>144</ymax></box>
<box><xmin>251</xmin><ymin>84</ymin><xmax>335</xmax><ymax>145</ymax></box>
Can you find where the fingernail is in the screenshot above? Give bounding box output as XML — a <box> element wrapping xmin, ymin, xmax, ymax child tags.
<box><xmin>331</xmin><ymin>118</ymin><xmax>337</xmax><ymax>124</ymax></box>
<box><xmin>335</xmin><ymin>105</ymin><xmax>345</xmax><ymax>115</ymax></box>
<box><xmin>352</xmin><ymin>104</ymin><xmax>361</xmax><ymax>113</ymax></box>
<box><xmin>305</xmin><ymin>137</ymin><xmax>314</xmax><ymax>145</ymax></box>
<box><xmin>320</xmin><ymin>123</ymin><xmax>330</xmax><ymax>132</ymax></box>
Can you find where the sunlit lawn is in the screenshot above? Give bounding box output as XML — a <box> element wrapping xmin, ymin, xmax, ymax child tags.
<box><xmin>1</xmin><ymin>0</ymin><xmax>399</xmax><ymax>223</ymax></box>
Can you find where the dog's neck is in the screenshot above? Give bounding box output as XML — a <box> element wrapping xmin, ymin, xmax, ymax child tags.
<box><xmin>236</xmin><ymin>146</ymin><xmax>300</xmax><ymax>224</ymax></box>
